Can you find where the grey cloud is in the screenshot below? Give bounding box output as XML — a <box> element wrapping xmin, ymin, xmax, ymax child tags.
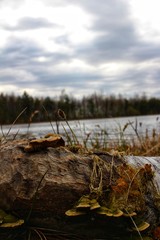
<box><xmin>51</xmin><ymin>0</ymin><xmax>138</xmax><ymax>63</ymax></box>
<box><xmin>63</xmin><ymin>0</ymin><xmax>160</xmax><ymax>64</ymax></box>
<box><xmin>0</xmin><ymin>36</ymin><xmax>94</xmax><ymax>90</ymax></box>
<box><xmin>31</xmin><ymin>68</ymin><xmax>102</xmax><ymax>88</ymax></box>
<box><xmin>106</xmin><ymin>65</ymin><xmax>160</xmax><ymax>94</ymax></box>
<box><xmin>0</xmin><ymin>37</ymin><xmax>71</xmax><ymax>69</ymax></box>
<box><xmin>0</xmin><ymin>76</ymin><xmax>34</xmax><ymax>86</ymax></box>
<box><xmin>131</xmin><ymin>44</ymin><xmax>160</xmax><ymax>61</ymax></box>
<box><xmin>0</xmin><ymin>38</ymin><xmax>44</xmax><ymax>68</ymax></box>
<box><xmin>0</xmin><ymin>68</ymin><xmax>104</xmax><ymax>94</ymax></box>
<box><xmin>76</xmin><ymin>27</ymin><xmax>160</xmax><ymax>64</ymax></box>
<box><xmin>3</xmin><ymin>17</ymin><xmax>59</xmax><ymax>31</ymax></box>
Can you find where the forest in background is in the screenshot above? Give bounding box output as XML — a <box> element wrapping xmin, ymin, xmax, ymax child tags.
<box><xmin>0</xmin><ymin>91</ymin><xmax>160</xmax><ymax>124</ymax></box>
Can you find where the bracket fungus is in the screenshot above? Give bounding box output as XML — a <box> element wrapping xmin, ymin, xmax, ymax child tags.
<box><xmin>65</xmin><ymin>154</ymin><xmax>158</xmax><ymax>234</ymax></box>
<box><xmin>132</xmin><ymin>221</ymin><xmax>150</xmax><ymax>232</ymax></box>
<box><xmin>65</xmin><ymin>194</ymin><xmax>101</xmax><ymax>216</ymax></box>
<box><xmin>0</xmin><ymin>209</ymin><xmax>24</xmax><ymax>228</ymax></box>
<box><xmin>23</xmin><ymin>133</ymin><xmax>65</xmax><ymax>152</ymax></box>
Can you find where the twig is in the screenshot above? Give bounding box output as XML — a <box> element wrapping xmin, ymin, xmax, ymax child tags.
<box><xmin>58</xmin><ymin>109</ymin><xmax>79</xmax><ymax>145</ymax></box>
<box><xmin>42</xmin><ymin>105</ymin><xmax>56</xmax><ymax>134</ymax></box>
<box><xmin>5</xmin><ymin>107</ymin><xmax>27</xmax><ymax>139</ymax></box>
<box><xmin>125</xmin><ymin>209</ymin><xmax>144</xmax><ymax>240</ymax></box>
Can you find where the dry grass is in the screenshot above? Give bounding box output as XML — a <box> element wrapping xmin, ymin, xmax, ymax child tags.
<box><xmin>84</xmin><ymin>121</ymin><xmax>160</xmax><ymax>157</ymax></box>
<box><xmin>104</xmin><ymin>128</ymin><xmax>160</xmax><ymax>156</ymax></box>
<box><xmin>1</xmin><ymin>107</ymin><xmax>160</xmax><ymax>157</ymax></box>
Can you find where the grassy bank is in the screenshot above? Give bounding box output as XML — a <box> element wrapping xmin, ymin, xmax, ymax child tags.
<box><xmin>1</xmin><ymin>110</ymin><xmax>160</xmax><ymax>156</ymax></box>
<box><xmin>60</xmin><ymin>118</ymin><xmax>160</xmax><ymax>157</ymax></box>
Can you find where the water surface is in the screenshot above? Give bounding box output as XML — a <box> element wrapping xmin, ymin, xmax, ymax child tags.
<box><xmin>1</xmin><ymin>114</ymin><xmax>160</xmax><ymax>145</ymax></box>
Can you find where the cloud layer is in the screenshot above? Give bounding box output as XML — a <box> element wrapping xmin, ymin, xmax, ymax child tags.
<box><xmin>0</xmin><ymin>0</ymin><xmax>160</xmax><ymax>98</ymax></box>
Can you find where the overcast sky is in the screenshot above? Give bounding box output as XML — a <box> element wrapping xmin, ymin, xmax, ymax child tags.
<box><xmin>0</xmin><ymin>0</ymin><xmax>160</xmax><ymax>98</ymax></box>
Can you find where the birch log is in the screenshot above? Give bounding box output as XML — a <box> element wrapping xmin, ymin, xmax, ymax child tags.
<box><xmin>0</xmin><ymin>138</ymin><xmax>159</xmax><ymax>239</ymax></box>
<box><xmin>126</xmin><ymin>156</ymin><xmax>160</xmax><ymax>193</ymax></box>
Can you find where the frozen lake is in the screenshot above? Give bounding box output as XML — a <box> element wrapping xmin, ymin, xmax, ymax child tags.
<box><xmin>1</xmin><ymin>114</ymin><xmax>160</xmax><ymax>145</ymax></box>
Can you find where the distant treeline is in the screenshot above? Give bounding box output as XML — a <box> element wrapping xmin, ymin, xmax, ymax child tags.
<box><xmin>0</xmin><ymin>91</ymin><xmax>160</xmax><ymax>124</ymax></box>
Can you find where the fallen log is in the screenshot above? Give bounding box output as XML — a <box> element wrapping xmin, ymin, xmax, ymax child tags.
<box><xmin>0</xmin><ymin>137</ymin><xmax>159</xmax><ymax>239</ymax></box>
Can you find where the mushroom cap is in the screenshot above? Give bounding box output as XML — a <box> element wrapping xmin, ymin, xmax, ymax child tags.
<box><xmin>90</xmin><ymin>199</ymin><xmax>101</xmax><ymax>210</ymax></box>
<box><xmin>112</xmin><ymin>209</ymin><xmax>123</xmax><ymax>217</ymax></box>
<box><xmin>133</xmin><ymin>221</ymin><xmax>150</xmax><ymax>232</ymax></box>
<box><xmin>123</xmin><ymin>212</ymin><xmax>137</xmax><ymax>217</ymax></box>
<box><xmin>0</xmin><ymin>219</ymin><xmax>24</xmax><ymax>228</ymax></box>
<box><xmin>97</xmin><ymin>206</ymin><xmax>113</xmax><ymax>216</ymax></box>
<box><xmin>65</xmin><ymin>208</ymin><xmax>86</xmax><ymax>217</ymax></box>
<box><xmin>76</xmin><ymin>195</ymin><xmax>91</xmax><ymax>209</ymax></box>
